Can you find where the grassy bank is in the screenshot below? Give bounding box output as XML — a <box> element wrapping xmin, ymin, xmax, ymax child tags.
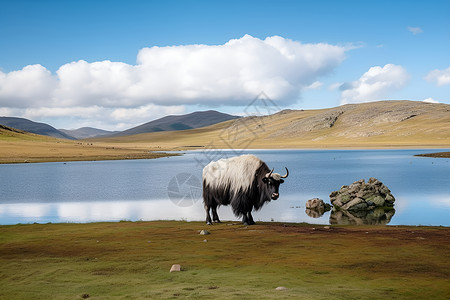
<box><xmin>1</xmin><ymin>221</ymin><xmax>448</xmax><ymax>299</ymax></box>
<box><xmin>416</xmin><ymin>151</ymin><xmax>450</xmax><ymax>158</ymax></box>
<box><xmin>0</xmin><ymin>134</ymin><xmax>176</xmax><ymax>164</ymax></box>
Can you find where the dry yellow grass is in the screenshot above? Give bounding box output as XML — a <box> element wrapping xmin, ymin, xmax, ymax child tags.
<box><xmin>95</xmin><ymin>100</ymin><xmax>450</xmax><ymax>150</ymax></box>
<box><xmin>1</xmin><ymin>100</ymin><xmax>449</xmax><ymax>164</ymax></box>
<box><xmin>0</xmin><ymin>126</ymin><xmax>173</xmax><ymax>163</ymax></box>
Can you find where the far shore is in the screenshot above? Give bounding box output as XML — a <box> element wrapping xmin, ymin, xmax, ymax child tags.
<box><xmin>415</xmin><ymin>151</ymin><xmax>450</xmax><ymax>158</ymax></box>
<box><xmin>1</xmin><ymin>142</ymin><xmax>449</xmax><ymax>164</ymax></box>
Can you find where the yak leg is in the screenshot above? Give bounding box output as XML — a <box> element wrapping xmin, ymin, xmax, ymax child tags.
<box><xmin>247</xmin><ymin>211</ymin><xmax>255</xmax><ymax>225</ymax></box>
<box><xmin>242</xmin><ymin>213</ymin><xmax>249</xmax><ymax>226</ymax></box>
<box><xmin>205</xmin><ymin>204</ymin><xmax>212</xmax><ymax>225</ymax></box>
<box><xmin>211</xmin><ymin>203</ymin><xmax>221</xmax><ymax>223</ymax></box>
<box><xmin>242</xmin><ymin>210</ymin><xmax>254</xmax><ymax>226</ymax></box>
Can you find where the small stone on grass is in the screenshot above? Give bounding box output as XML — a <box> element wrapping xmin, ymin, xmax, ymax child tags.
<box><xmin>170</xmin><ymin>264</ymin><xmax>181</xmax><ymax>272</ymax></box>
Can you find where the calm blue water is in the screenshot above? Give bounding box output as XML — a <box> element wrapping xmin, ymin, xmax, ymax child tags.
<box><xmin>0</xmin><ymin>149</ymin><xmax>449</xmax><ymax>226</ymax></box>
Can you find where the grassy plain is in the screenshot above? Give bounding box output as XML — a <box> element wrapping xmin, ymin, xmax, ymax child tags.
<box><xmin>0</xmin><ymin>126</ymin><xmax>174</xmax><ymax>164</ymax></box>
<box><xmin>0</xmin><ymin>221</ymin><xmax>448</xmax><ymax>299</ymax></box>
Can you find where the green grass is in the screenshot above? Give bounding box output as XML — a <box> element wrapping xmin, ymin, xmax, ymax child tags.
<box><xmin>0</xmin><ymin>221</ymin><xmax>449</xmax><ymax>299</ymax></box>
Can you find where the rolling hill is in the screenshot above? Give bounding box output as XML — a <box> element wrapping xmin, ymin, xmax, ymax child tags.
<box><xmin>0</xmin><ymin>124</ymin><xmax>171</xmax><ymax>164</ymax></box>
<box><xmin>0</xmin><ymin>124</ymin><xmax>49</xmax><ymax>141</ymax></box>
<box><xmin>0</xmin><ymin>117</ymin><xmax>75</xmax><ymax>140</ymax></box>
<box><xmin>59</xmin><ymin>127</ymin><xmax>119</xmax><ymax>139</ymax></box>
<box><xmin>2</xmin><ymin>100</ymin><xmax>449</xmax><ymax>164</ymax></box>
<box><xmin>95</xmin><ymin>100</ymin><xmax>450</xmax><ymax>149</ymax></box>
<box><xmin>110</xmin><ymin>110</ymin><xmax>239</xmax><ymax>137</ymax></box>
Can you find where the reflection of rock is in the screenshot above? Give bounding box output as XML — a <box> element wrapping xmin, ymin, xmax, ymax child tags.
<box><xmin>330</xmin><ymin>207</ymin><xmax>395</xmax><ymax>225</ymax></box>
<box><xmin>305</xmin><ymin>198</ymin><xmax>331</xmax><ymax>218</ymax></box>
<box><xmin>330</xmin><ymin>178</ymin><xmax>395</xmax><ymax>211</ymax></box>
<box><xmin>306</xmin><ymin>208</ymin><xmax>323</xmax><ymax>218</ymax></box>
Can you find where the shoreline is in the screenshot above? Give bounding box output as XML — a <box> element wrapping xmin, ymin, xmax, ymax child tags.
<box><xmin>1</xmin><ymin>219</ymin><xmax>448</xmax><ymax>228</ymax></box>
<box><xmin>0</xmin><ymin>151</ymin><xmax>178</xmax><ymax>164</ymax></box>
<box><xmin>415</xmin><ymin>151</ymin><xmax>450</xmax><ymax>158</ymax></box>
<box><xmin>1</xmin><ymin>145</ymin><xmax>449</xmax><ymax>164</ymax></box>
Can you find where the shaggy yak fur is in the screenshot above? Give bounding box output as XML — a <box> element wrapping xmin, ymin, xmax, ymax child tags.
<box><xmin>202</xmin><ymin>154</ymin><xmax>288</xmax><ymax>225</ymax></box>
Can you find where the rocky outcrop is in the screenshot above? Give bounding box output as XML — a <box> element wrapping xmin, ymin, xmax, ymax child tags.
<box><xmin>271</xmin><ymin>108</ymin><xmax>344</xmax><ymax>137</ymax></box>
<box><xmin>329</xmin><ymin>178</ymin><xmax>395</xmax><ymax>211</ymax></box>
<box><xmin>305</xmin><ymin>198</ymin><xmax>332</xmax><ymax>218</ymax></box>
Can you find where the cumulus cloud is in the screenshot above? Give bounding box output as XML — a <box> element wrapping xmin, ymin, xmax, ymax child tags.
<box><xmin>0</xmin><ymin>64</ymin><xmax>57</xmax><ymax>108</ymax></box>
<box><xmin>0</xmin><ymin>35</ymin><xmax>349</xmax><ymax>129</ymax></box>
<box><xmin>425</xmin><ymin>67</ymin><xmax>450</xmax><ymax>86</ymax></box>
<box><xmin>339</xmin><ymin>64</ymin><xmax>410</xmax><ymax>104</ymax></box>
<box><xmin>407</xmin><ymin>26</ymin><xmax>423</xmax><ymax>35</ymax></box>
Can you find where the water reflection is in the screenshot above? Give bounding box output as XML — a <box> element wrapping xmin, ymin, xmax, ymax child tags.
<box><xmin>1</xmin><ymin>149</ymin><xmax>449</xmax><ymax>226</ymax></box>
<box><xmin>0</xmin><ymin>200</ymin><xmax>208</xmax><ymax>225</ymax></box>
<box><xmin>305</xmin><ymin>200</ymin><xmax>396</xmax><ymax>225</ymax></box>
<box><xmin>329</xmin><ymin>207</ymin><xmax>395</xmax><ymax>225</ymax></box>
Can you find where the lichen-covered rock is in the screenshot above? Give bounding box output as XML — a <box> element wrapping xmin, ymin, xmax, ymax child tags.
<box><xmin>305</xmin><ymin>198</ymin><xmax>331</xmax><ymax>218</ymax></box>
<box><xmin>306</xmin><ymin>198</ymin><xmax>325</xmax><ymax>209</ymax></box>
<box><xmin>330</xmin><ymin>178</ymin><xmax>395</xmax><ymax>211</ymax></box>
<box><xmin>371</xmin><ymin>195</ymin><xmax>386</xmax><ymax>207</ymax></box>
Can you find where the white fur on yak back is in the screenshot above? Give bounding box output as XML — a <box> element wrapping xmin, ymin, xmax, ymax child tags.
<box><xmin>203</xmin><ymin>154</ymin><xmax>264</xmax><ymax>196</ymax></box>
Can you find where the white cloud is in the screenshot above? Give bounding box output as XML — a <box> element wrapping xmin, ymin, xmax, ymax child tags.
<box><xmin>131</xmin><ymin>35</ymin><xmax>347</xmax><ymax>105</ymax></box>
<box><xmin>423</xmin><ymin>98</ymin><xmax>439</xmax><ymax>103</ymax></box>
<box><xmin>0</xmin><ymin>35</ymin><xmax>349</xmax><ymax>129</ymax></box>
<box><xmin>340</xmin><ymin>64</ymin><xmax>410</xmax><ymax>104</ymax></box>
<box><xmin>407</xmin><ymin>26</ymin><xmax>423</xmax><ymax>35</ymax></box>
<box><xmin>425</xmin><ymin>67</ymin><xmax>450</xmax><ymax>86</ymax></box>
<box><xmin>0</xmin><ymin>64</ymin><xmax>57</xmax><ymax>108</ymax></box>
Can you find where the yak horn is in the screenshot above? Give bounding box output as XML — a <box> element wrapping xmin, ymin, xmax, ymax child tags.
<box><xmin>265</xmin><ymin>168</ymin><xmax>274</xmax><ymax>178</ymax></box>
<box><xmin>281</xmin><ymin>167</ymin><xmax>289</xmax><ymax>178</ymax></box>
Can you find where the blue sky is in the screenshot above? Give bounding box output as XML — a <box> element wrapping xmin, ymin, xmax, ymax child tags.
<box><xmin>0</xmin><ymin>0</ymin><xmax>449</xmax><ymax>130</ymax></box>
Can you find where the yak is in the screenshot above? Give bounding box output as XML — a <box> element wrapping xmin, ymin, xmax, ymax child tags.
<box><xmin>202</xmin><ymin>154</ymin><xmax>288</xmax><ymax>225</ymax></box>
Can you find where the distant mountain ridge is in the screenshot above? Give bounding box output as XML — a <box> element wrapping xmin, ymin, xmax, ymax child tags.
<box><xmin>59</xmin><ymin>127</ymin><xmax>119</xmax><ymax>139</ymax></box>
<box><xmin>0</xmin><ymin>110</ymin><xmax>239</xmax><ymax>140</ymax></box>
<box><xmin>110</xmin><ymin>110</ymin><xmax>239</xmax><ymax>137</ymax></box>
<box><xmin>0</xmin><ymin>117</ymin><xmax>75</xmax><ymax>140</ymax></box>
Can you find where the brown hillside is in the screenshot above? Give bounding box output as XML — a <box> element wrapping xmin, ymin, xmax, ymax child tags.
<box><xmin>95</xmin><ymin>100</ymin><xmax>450</xmax><ymax>149</ymax></box>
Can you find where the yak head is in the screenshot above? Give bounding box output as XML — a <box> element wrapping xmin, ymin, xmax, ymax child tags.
<box><xmin>262</xmin><ymin>167</ymin><xmax>289</xmax><ymax>200</ymax></box>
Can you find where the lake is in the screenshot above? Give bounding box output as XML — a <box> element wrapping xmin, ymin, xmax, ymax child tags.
<box><xmin>0</xmin><ymin>149</ymin><xmax>449</xmax><ymax>226</ymax></box>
